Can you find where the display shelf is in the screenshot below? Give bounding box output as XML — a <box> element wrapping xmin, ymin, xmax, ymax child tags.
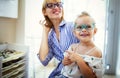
<box><xmin>0</xmin><ymin>43</ymin><xmax>29</xmax><ymax>78</ymax></box>
<box><xmin>2</xmin><ymin>58</ymin><xmax>25</xmax><ymax>72</ymax></box>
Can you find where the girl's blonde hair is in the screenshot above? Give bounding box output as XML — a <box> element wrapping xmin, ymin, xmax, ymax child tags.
<box><xmin>76</xmin><ymin>11</ymin><xmax>95</xmax><ymax>24</ymax></box>
<box><xmin>78</xmin><ymin>11</ymin><xmax>90</xmax><ymax>17</ymax></box>
<box><xmin>42</xmin><ymin>0</ymin><xmax>64</xmax><ymax>28</ymax></box>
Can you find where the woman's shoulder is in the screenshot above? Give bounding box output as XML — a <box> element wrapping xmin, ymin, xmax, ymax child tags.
<box><xmin>63</xmin><ymin>20</ymin><xmax>74</xmax><ymax>27</ymax></box>
<box><xmin>63</xmin><ymin>20</ymin><xmax>74</xmax><ymax>24</ymax></box>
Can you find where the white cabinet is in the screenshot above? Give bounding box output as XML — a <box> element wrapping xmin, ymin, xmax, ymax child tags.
<box><xmin>0</xmin><ymin>0</ymin><xmax>18</xmax><ymax>18</ymax></box>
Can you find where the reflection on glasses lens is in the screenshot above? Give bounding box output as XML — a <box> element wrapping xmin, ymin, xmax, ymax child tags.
<box><xmin>46</xmin><ymin>2</ymin><xmax>63</xmax><ymax>9</ymax></box>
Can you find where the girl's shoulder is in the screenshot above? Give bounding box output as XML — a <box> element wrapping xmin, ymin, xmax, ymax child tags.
<box><xmin>89</xmin><ymin>47</ymin><xmax>102</xmax><ymax>58</ymax></box>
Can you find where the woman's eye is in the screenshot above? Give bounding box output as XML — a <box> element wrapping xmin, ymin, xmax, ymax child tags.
<box><xmin>56</xmin><ymin>3</ymin><xmax>61</xmax><ymax>7</ymax></box>
<box><xmin>47</xmin><ymin>3</ymin><xmax>53</xmax><ymax>8</ymax></box>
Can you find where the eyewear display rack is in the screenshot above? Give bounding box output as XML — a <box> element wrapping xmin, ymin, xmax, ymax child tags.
<box><xmin>0</xmin><ymin>43</ymin><xmax>29</xmax><ymax>78</ymax></box>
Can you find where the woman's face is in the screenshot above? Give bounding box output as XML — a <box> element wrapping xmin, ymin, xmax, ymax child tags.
<box><xmin>74</xmin><ymin>16</ymin><xmax>97</xmax><ymax>42</ymax></box>
<box><xmin>43</xmin><ymin>1</ymin><xmax>63</xmax><ymax>20</ymax></box>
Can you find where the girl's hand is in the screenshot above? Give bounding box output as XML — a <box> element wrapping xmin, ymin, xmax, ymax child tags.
<box><xmin>66</xmin><ymin>50</ymin><xmax>82</xmax><ymax>62</ymax></box>
<box><xmin>62</xmin><ymin>55</ymin><xmax>73</xmax><ymax>66</ymax></box>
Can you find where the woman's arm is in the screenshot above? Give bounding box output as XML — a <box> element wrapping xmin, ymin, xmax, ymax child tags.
<box><xmin>38</xmin><ymin>21</ymin><xmax>51</xmax><ymax>61</ymax></box>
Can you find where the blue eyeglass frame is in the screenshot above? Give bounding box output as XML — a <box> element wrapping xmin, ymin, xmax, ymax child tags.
<box><xmin>74</xmin><ymin>23</ymin><xmax>95</xmax><ymax>31</ymax></box>
<box><xmin>46</xmin><ymin>2</ymin><xmax>63</xmax><ymax>9</ymax></box>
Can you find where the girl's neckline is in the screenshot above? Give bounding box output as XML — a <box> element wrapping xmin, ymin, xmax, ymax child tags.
<box><xmin>74</xmin><ymin>43</ymin><xmax>96</xmax><ymax>55</ymax></box>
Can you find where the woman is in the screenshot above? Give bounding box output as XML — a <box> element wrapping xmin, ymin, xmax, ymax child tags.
<box><xmin>38</xmin><ymin>0</ymin><xmax>78</xmax><ymax>78</ymax></box>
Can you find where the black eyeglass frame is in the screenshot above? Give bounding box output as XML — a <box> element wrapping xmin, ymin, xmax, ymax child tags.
<box><xmin>45</xmin><ymin>2</ymin><xmax>63</xmax><ymax>9</ymax></box>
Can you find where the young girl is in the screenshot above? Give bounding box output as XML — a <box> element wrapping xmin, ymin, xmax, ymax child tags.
<box><xmin>57</xmin><ymin>12</ymin><xmax>103</xmax><ymax>78</ymax></box>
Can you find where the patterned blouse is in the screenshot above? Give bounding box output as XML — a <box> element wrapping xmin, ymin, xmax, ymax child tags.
<box><xmin>39</xmin><ymin>20</ymin><xmax>79</xmax><ymax>78</ymax></box>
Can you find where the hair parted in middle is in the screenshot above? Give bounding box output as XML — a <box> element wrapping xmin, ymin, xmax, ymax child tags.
<box><xmin>42</xmin><ymin>0</ymin><xmax>64</xmax><ymax>28</ymax></box>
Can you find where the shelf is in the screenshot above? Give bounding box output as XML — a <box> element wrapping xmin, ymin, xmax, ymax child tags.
<box><xmin>0</xmin><ymin>43</ymin><xmax>28</xmax><ymax>78</ymax></box>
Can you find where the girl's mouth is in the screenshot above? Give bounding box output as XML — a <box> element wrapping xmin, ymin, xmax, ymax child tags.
<box><xmin>80</xmin><ymin>34</ymin><xmax>89</xmax><ymax>37</ymax></box>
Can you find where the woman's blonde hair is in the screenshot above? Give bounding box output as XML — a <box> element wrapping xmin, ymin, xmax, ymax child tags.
<box><xmin>42</xmin><ymin>0</ymin><xmax>64</xmax><ymax>28</ymax></box>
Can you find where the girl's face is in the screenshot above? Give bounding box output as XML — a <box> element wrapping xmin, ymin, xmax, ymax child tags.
<box><xmin>43</xmin><ymin>0</ymin><xmax>63</xmax><ymax>20</ymax></box>
<box><xmin>74</xmin><ymin>16</ymin><xmax>97</xmax><ymax>42</ymax></box>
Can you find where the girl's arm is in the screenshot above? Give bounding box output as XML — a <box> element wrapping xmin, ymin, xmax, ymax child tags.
<box><xmin>75</xmin><ymin>55</ymin><xmax>96</xmax><ymax>78</ymax></box>
<box><xmin>67</xmin><ymin>51</ymin><xmax>96</xmax><ymax>78</ymax></box>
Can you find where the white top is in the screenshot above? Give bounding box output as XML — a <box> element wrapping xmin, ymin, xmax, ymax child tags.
<box><xmin>61</xmin><ymin>47</ymin><xmax>103</xmax><ymax>78</ymax></box>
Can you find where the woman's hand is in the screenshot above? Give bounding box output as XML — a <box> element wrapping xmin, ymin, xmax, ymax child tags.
<box><xmin>39</xmin><ymin>20</ymin><xmax>51</xmax><ymax>33</ymax></box>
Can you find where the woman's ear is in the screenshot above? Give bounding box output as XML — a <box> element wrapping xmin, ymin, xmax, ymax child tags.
<box><xmin>42</xmin><ymin>10</ymin><xmax>47</xmax><ymax>16</ymax></box>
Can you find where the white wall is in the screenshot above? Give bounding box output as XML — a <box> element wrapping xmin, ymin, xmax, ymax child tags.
<box><xmin>0</xmin><ymin>18</ymin><xmax>16</xmax><ymax>43</ymax></box>
<box><xmin>15</xmin><ymin>0</ymin><xmax>25</xmax><ymax>44</ymax></box>
<box><xmin>0</xmin><ymin>0</ymin><xmax>26</xmax><ymax>44</ymax></box>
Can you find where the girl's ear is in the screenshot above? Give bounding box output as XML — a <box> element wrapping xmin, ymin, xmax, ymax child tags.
<box><xmin>94</xmin><ymin>28</ymin><xmax>97</xmax><ymax>35</ymax></box>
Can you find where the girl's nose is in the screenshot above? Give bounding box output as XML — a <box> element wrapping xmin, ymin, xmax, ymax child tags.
<box><xmin>81</xmin><ymin>28</ymin><xmax>87</xmax><ymax>32</ymax></box>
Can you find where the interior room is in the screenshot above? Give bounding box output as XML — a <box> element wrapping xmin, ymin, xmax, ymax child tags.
<box><xmin>0</xmin><ymin>0</ymin><xmax>120</xmax><ymax>78</ymax></box>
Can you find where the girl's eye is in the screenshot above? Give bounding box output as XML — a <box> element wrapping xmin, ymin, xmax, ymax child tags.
<box><xmin>77</xmin><ymin>26</ymin><xmax>82</xmax><ymax>29</ymax></box>
<box><xmin>87</xmin><ymin>25</ymin><xmax>92</xmax><ymax>28</ymax></box>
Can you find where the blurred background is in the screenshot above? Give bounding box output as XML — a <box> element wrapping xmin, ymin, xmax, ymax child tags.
<box><xmin>0</xmin><ymin>0</ymin><xmax>120</xmax><ymax>78</ymax></box>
